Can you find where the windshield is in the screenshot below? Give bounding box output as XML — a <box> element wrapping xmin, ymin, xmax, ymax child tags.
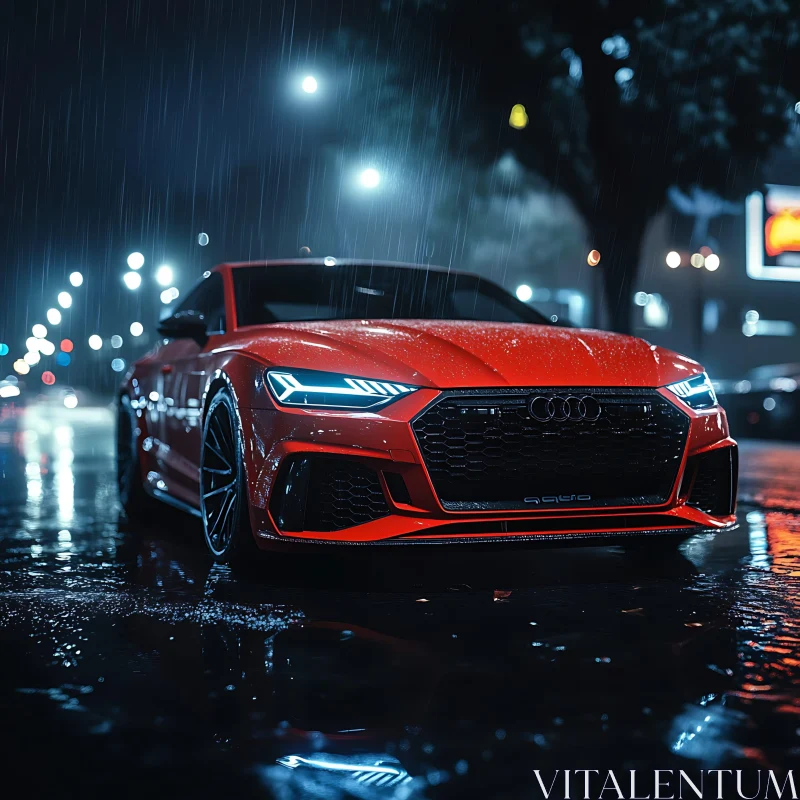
<box><xmin>232</xmin><ymin>264</ymin><xmax>549</xmax><ymax>326</ymax></box>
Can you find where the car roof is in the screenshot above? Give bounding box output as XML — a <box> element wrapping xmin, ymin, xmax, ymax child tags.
<box><xmin>217</xmin><ymin>258</ymin><xmax>472</xmax><ymax>277</ymax></box>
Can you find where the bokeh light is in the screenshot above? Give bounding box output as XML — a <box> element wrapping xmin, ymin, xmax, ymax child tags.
<box><xmin>155</xmin><ymin>265</ymin><xmax>174</xmax><ymax>286</ymax></box>
<box><xmin>127</xmin><ymin>252</ymin><xmax>145</xmax><ymax>270</ymax></box>
<box><xmin>198</xmin><ymin>232</ymin><xmax>209</xmax><ymax>246</ymax></box>
<box><xmin>111</xmin><ymin>335</ymin><xmax>123</xmax><ymax>348</ymax></box>
<box><xmin>0</xmin><ymin>343</ymin><xmax>8</xmax><ymax>356</ymax></box>
<box><xmin>665</xmin><ymin>251</ymin><xmax>681</xmax><ymax>269</ymax></box>
<box><xmin>24</xmin><ymin>351</ymin><xmax>40</xmax><ymax>366</ymax></box>
<box><xmin>111</xmin><ymin>358</ymin><xmax>126</xmax><ymax>373</ymax></box>
<box><xmin>705</xmin><ymin>254</ymin><xmax>720</xmax><ymax>271</ymax></box>
<box><xmin>13</xmin><ymin>359</ymin><xmax>30</xmax><ymax>375</ymax></box>
<box><xmin>41</xmin><ymin>371</ymin><xmax>56</xmax><ymax>385</ymax></box>
<box><xmin>690</xmin><ymin>253</ymin><xmax>705</xmax><ymax>268</ymax></box>
<box><xmin>57</xmin><ymin>291</ymin><xmax>73</xmax><ymax>308</ymax></box>
<box><xmin>32</xmin><ymin>324</ymin><xmax>47</xmax><ymax>339</ymax></box>
<box><xmin>587</xmin><ymin>249</ymin><xmax>601</xmax><ymax>266</ymax></box>
<box><xmin>160</xmin><ymin>287</ymin><xmax>180</xmax><ymax>304</ymax></box>
<box><xmin>88</xmin><ymin>335</ymin><xmax>103</xmax><ymax>350</ymax></box>
<box><xmin>69</xmin><ymin>271</ymin><xmax>83</xmax><ymax>287</ymax></box>
<box><xmin>38</xmin><ymin>340</ymin><xmax>56</xmax><ymax>356</ymax></box>
<box><xmin>130</xmin><ymin>322</ymin><xmax>144</xmax><ymax>337</ymax></box>
<box><xmin>123</xmin><ymin>271</ymin><xmax>142</xmax><ymax>290</ymax></box>
<box><xmin>63</xmin><ymin>393</ymin><xmax>78</xmax><ymax>409</ymax></box>
<box><xmin>515</xmin><ymin>284</ymin><xmax>533</xmax><ymax>302</ymax></box>
<box><xmin>26</xmin><ymin>337</ymin><xmax>40</xmax><ymax>352</ymax></box>
<box><xmin>56</xmin><ymin>352</ymin><xmax>71</xmax><ymax>367</ymax></box>
<box><xmin>508</xmin><ymin>104</ymin><xmax>529</xmax><ymax>129</ymax></box>
<box><xmin>0</xmin><ymin>384</ymin><xmax>20</xmax><ymax>398</ymax></box>
<box><xmin>301</xmin><ymin>75</ymin><xmax>318</xmax><ymax>93</ymax></box>
<box><xmin>46</xmin><ymin>308</ymin><xmax>62</xmax><ymax>325</ymax></box>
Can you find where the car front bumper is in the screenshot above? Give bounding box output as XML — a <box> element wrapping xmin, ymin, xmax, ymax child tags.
<box><xmin>240</xmin><ymin>387</ymin><xmax>738</xmax><ymax>546</ymax></box>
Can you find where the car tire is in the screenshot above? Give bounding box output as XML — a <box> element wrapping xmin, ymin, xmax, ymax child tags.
<box><xmin>200</xmin><ymin>387</ymin><xmax>259</xmax><ymax>565</ymax></box>
<box><xmin>117</xmin><ymin>394</ymin><xmax>160</xmax><ymax>520</ymax></box>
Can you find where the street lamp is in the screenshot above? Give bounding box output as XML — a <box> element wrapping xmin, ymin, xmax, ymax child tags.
<box><xmin>359</xmin><ymin>168</ymin><xmax>381</xmax><ymax>189</ymax></box>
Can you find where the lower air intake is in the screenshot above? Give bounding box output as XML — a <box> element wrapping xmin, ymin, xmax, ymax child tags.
<box><xmin>271</xmin><ymin>456</ymin><xmax>389</xmax><ymax>532</ymax></box>
<box><xmin>687</xmin><ymin>446</ymin><xmax>738</xmax><ymax>516</ymax></box>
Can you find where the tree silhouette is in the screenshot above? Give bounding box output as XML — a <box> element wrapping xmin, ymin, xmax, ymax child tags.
<box><xmin>366</xmin><ymin>0</ymin><xmax>800</xmax><ymax>332</ymax></box>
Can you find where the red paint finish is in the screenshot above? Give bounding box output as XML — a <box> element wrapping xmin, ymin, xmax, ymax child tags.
<box><xmin>121</xmin><ymin>260</ymin><xmax>737</xmax><ymax>548</ymax></box>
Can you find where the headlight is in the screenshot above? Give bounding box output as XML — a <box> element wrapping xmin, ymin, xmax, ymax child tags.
<box><xmin>266</xmin><ymin>369</ymin><xmax>418</xmax><ymax>410</ymax></box>
<box><xmin>666</xmin><ymin>372</ymin><xmax>718</xmax><ymax>410</ymax></box>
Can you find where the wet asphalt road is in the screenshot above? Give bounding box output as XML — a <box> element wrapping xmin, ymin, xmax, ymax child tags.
<box><xmin>1</xmin><ymin>403</ymin><xmax>800</xmax><ymax>799</ymax></box>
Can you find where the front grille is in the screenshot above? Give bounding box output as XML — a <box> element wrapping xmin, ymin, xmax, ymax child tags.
<box><xmin>412</xmin><ymin>389</ymin><xmax>690</xmax><ymax>511</ymax></box>
<box><xmin>687</xmin><ymin>446</ymin><xmax>738</xmax><ymax>516</ymax></box>
<box><xmin>271</xmin><ymin>456</ymin><xmax>389</xmax><ymax>532</ymax></box>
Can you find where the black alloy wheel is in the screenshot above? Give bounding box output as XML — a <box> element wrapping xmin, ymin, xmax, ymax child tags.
<box><xmin>200</xmin><ymin>388</ymin><xmax>256</xmax><ymax>563</ymax></box>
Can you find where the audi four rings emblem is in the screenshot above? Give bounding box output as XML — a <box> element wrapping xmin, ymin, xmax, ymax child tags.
<box><xmin>528</xmin><ymin>394</ymin><xmax>602</xmax><ymax>422</ymax></box>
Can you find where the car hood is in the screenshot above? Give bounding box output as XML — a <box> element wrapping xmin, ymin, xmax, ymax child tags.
<box><xmin>233</xmin><ymin>319</ymin><xmax>703</xmax><ymax>389</ymax></box>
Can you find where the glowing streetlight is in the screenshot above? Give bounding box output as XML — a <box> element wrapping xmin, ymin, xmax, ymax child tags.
<box><xmin>359</xmin><ymin>168</ymin><xmax>381</xmax><ymax>189</ymax></box>
<box><xmin>127</xmin><ymin>252</ymin><xmax>145</xmax><ymax>270</ymax></box>
<box><xmin>57</xmin><ymin>291</ymin><xmax>72</xmax><ymax>308</ymax></box>
<box><xmin>301</xmin><ymin>75</ymin><xmax>318</xmax><ymax>94</ymax></box>
<box><xmin>155</xmin><ymin>264</ymin><xmax>174</xmax><ymax>286</ymax></box>
<box><xmin>69</xmin><ymin>271</ymin><xmax>84</xmax><ymax>287</ymax></box>
<box><xmin>666</xmin><ymin>251</ymin><xmax>681</xmax><ymax>269</ymax></box>
<box><xmin>46</xmin><ymin>308</ymin><xmax>62</xmax><ymax>325</ymax></box>
<box><xmin>516</xmin><ymin>284</ymin><xmax>533</xmax><ymax>302</ymax></box>
<box><xmin>130</xmin><ymin>322</ymin><xmax>144</xmax><ymax>337</ymax></box>
<box><xmin>88</xmin><ymin>335</ymin><xmax>103</xmax><ymax>350</ymax></box>
<box><xmin>123</xmin><ymin>271</ymin><xmax>142</xmax><ymax>290</ymax></box>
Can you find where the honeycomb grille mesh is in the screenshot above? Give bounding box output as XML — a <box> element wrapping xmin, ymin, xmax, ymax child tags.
<box><xmin>305</xmin><ymin>459</ymin><xmax>389</xmax><ymax>531</ymax></box>
<box><xmin>412</xmin><ymin>390</ymin><xmax>690</xmax><ymax>510</ymax></box>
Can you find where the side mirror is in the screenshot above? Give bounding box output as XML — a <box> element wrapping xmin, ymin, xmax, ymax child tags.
<box><xmin>157</xmin><ymin>310</ymin><xmax>208</xmax><ymax>345</ymax></box>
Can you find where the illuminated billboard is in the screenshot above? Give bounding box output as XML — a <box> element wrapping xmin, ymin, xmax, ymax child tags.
<box><xmin>746</xmin><ymin>184</ymin><xmax>800</xmax><ymax>282</ymax></box>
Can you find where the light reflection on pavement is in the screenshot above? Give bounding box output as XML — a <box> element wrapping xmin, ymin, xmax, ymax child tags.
<box><xmin>1</xmin><ymin>403</ymin><xmax>800</xmax><ymax>798</ymax></box>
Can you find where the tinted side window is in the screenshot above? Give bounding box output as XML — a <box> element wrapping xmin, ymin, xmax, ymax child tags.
<box><xmin>177</xmin><ymin>273</ymin><xmax>226</xmax><ymax>333</ymax></box>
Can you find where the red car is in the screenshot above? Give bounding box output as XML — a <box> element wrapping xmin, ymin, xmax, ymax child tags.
<box><xmin>117</xmin><ymin>259</ymin><xmax>737</xmax><ymax>562</ymax></box>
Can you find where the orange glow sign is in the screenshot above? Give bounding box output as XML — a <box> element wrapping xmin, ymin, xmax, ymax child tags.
<box><xmin>765</xmin><ymin>209</ymin><xmax>800</xmax><ymax>257</ymax></box>
<box><xmin>746</xmin><ymin>184</ymin><xmax>800</xmax><ymax>282</ymax></box>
